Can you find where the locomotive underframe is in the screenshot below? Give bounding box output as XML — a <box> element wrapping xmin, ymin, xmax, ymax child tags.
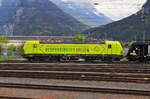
<box><xmin>23</xmin><ymin>54</ymin><xmax>122</xmax><ymax>62</ymax></box>
<box><xmin>127</xmin><ymin>55</ymin><xmax>150</xmax><ymax>61</ymax></box>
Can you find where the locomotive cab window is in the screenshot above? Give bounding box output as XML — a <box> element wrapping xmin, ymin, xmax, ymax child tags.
<box><xmin>108</xmin><ymin>45</ymin><xmax>112</xmax><ymax>49</ymax></box>
<box><xmin>33</xmin><ymin>44</ymin><xmax>37</xmax><ymax>48</ymax></box>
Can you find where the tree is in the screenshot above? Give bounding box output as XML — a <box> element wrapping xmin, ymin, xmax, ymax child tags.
<box><xmin>0</xmin><ymin>36</ymin><xmax>9</xmax><ymax>55</ymax></box>
<box><xmin>73</xmin><ymin>33</ymin><xmax>85</xmax><ymax>41</ymax></box>
<box><xmin>0</xmin><ymin>36</ymin><xmax>9</xmax><ymax>43</ymax></box>
<box><xmin>16</xmin><ymin>44</ymin><xmax>24</xmax><ymax>56</ymax></box>
<box><xmin>7</xmin><ymin>45</ymin><xmax>16</xmax><ymax>56</ymax></box>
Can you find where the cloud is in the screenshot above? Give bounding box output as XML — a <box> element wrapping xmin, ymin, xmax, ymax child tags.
<box><xmin>59</xmin><ymin>0</ymin><xmax>147</xmax><ymax>20</ymax></box>
<box><xmin>0</xmin><ymin>0</ymin><xmax>146</xmax><ymax>21</ymax></box>
<box><xmin>93</xmin><ymin>0</ymin><xmax>147</xmax><ymax>20</ymax></box>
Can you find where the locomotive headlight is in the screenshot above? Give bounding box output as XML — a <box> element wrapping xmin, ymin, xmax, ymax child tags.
<box><xmin>130</xmin><ymin>50</ymin><xmax>137</xmax><ymax>56</ymax></box>
<box><xmin>130</xmin><ymin>52</ymin><xmax>137</xmax><ymax>56</ymax></box>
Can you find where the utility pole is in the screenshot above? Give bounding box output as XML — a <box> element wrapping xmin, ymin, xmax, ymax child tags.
<box><xmin>104</xmin><ymin>32</ymin><xmax>107</xmax><ymax>39</ymax></box>
<box><xmin>143</xmin><ymin>31</ymin><xmax>146</xmax><ymax>42</ymax></box>
<box><xmin>88</xmin><ymin>31</ymin><xmax>91</xmax><ymax>37</ymax></box>
<box><xmin>141</xmin><ymin>7</ymin><xmax>149</xmax><ymax>42</ymax></box>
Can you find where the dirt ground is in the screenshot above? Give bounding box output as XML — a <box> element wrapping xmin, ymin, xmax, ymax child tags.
<box><xmin>0</xmin><ymin>77</ymin><xmax>150</xmax><ymax>99</ymax></box>
<box><xmin>0</xmin><ymin>87</ymin><xmax>150</xmax><ymax>99</ymax></box>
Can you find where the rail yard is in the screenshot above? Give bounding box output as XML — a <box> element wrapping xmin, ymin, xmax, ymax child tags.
<box><xmin>0</xmin><ymin>0</ymin><xmax>149</xmax><ymax>98</ymax></box>
<box><xmin>0</xmin><ymin>61</ymin><xmax>150</xmax><ymax>98</ymax></box>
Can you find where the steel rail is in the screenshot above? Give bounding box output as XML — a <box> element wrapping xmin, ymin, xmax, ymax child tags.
<box><xmin>0</xmin><ymin>70</ymin><xmax>149</xmax><ymax>83</ymax></box>
<box><xmin>0</xmin><ymin>60</ymin><xmax>149</xmax><ymax>64</ymax></box>
<box><xmin>0</xmin><ymin>64</ymin><xmax>150</xmax><ymax>73</ymax></box>
<box><xmin>0</xmin><ymin>83</ymin><xmax>150</xmax><ymax>96</ymax></box>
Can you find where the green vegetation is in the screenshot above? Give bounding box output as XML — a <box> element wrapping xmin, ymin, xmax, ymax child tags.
<box><xmin>0</xmin><ymin>37</ymin><xmax>24</xmax><ymax>60</ymax></box>
<box><xmin>73</xmin><ymin>33</ymin><xmax>85</xmax><ymax>41</ymax></box>
<box><xmin>0</xmin><ymin>44</ymin><xmax>24</xmax><ymax>60</ymax></box>
<box><xmin>0</xmin><ymin>36</ymin><xmax>9</xmax><ymax>56</ymax></box>
<box><xmin>7</xmin><ymin>45</ymin><xmax>16</xmax><ymax>56</ymax></box>
<box><xmin>0</xmin><ymin>36</ymin><xmax>9</xmax><ymax>43</ymax></box>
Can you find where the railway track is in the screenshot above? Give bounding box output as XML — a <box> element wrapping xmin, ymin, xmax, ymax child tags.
<box><xmin>0</xmin><ymin>61</ymin><xmax>150</xmax><ymax>83</ymax></box>
<box><xmin>0</xmin><ymin>96</ymin><xmax>31</xmax><ymax>99</ymax></box>
<box><xmin>0</xmin><ymin>70</ymin><xmax>149</xmax><ymax>83</ymax></box>
<box><xmin>0</xmin><ymin>82</ymin><xmax>150</xmax><ymax>96</ymax></box>
<box><xmin>0</xmin><ymin>63</ymin><xmax>150</xmax><ymax>73</ymax></box>
<box><xmin>0</xmin><ymin>60</ymin><xmax>148</xmax><ymax>64</ymax></box>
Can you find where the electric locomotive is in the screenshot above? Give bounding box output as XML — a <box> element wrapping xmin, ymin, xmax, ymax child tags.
<box><xmin>126</xmin><ymin>42</ymin><xmax>150</xmax><ymax>61</ymax></box>
<box><xmin>22</xmin><ymin>40</ymin><xmax>123</xmax><ymax>61</ymax></box>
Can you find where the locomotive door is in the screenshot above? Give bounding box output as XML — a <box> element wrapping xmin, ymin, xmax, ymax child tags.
<box><xmin>107</xmin><ymin>44</ymin><xmax>112</xmax><ymax>55</ymax></box>
<box><xmin>32</xmin><ymin>44</ymin><xmax>38</xmax><ymax>54</ymax></box>
<box><xmin>141</xmin><ymin>44</ymin><xmax>147</xmax><ymax>56</ymax></box>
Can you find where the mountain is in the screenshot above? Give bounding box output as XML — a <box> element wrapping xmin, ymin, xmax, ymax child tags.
<box><xmin>50</xmin><ymin>0</ymin><xmax>113</xmax><ymax>27</ymax></box>
<box><xmin>84</xmin><ymin>0</ymin><xmax>149</xmax><ymax>41</ymax></box>
<box><xmin>0</xmin><ymin>0</ymin><xmax>88</xmax><ymax>36</ymax></box>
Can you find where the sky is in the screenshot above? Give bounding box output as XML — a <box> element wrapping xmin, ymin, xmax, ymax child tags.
<box><xmin>61</xmin><ymin>0</ymin><xmax>147</xmax><ymax>20</ymax></box>
<box><xmin>0</xmin><ymin>0</ymin><xmax>147</xmax><ymax>21</ymax></box>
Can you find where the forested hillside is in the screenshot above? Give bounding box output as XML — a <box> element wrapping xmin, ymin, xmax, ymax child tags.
<box><xmin>84</xmin><ymin>0</ymin><xmax>150</xmax><ymax>41</ymax></box>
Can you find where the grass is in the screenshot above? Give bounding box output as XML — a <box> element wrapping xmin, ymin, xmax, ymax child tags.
<box><xmin>0</xmin><ymin>55</ymin><xmax>23</xmax><ymax>61</ymax></box>
<box><xmin>120</xmin><ymin>58</ymin><xmax>128</xmax><ymax>62</ymax></box>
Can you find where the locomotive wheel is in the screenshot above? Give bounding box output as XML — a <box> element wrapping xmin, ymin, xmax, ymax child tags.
<box><xmin>27</xmin><ymin>58</ymin><xmax>38</xmax><ymax>62</ymax></box>
<box><xmin>49</xmin><ymin>57</ymin><xmax>61</xmax><ymax>62</ymax></box>
<box><xmin>101</xmin><ymin>58</ymin><xmax>113</xmax><ymax>62</ymax></box>
<box><xmin>138</xmin><ymin>57</ymin><xmax>147</xmax><ymax>62</ymax></box>
<box><xmin>84</xmin><ymin>58</ymin><xmax>95</xmax><ymax>63</ymax></box>
<box><xmin>127</xmin><ymin>58</ymin><xmax>136</xmax><ymax>61</ymax></box>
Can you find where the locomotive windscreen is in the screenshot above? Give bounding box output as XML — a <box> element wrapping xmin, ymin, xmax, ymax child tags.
<box><xmin>148</xmin><ymin>45</ymin><xmax>150</xmax><ymax>54</ymax></box>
